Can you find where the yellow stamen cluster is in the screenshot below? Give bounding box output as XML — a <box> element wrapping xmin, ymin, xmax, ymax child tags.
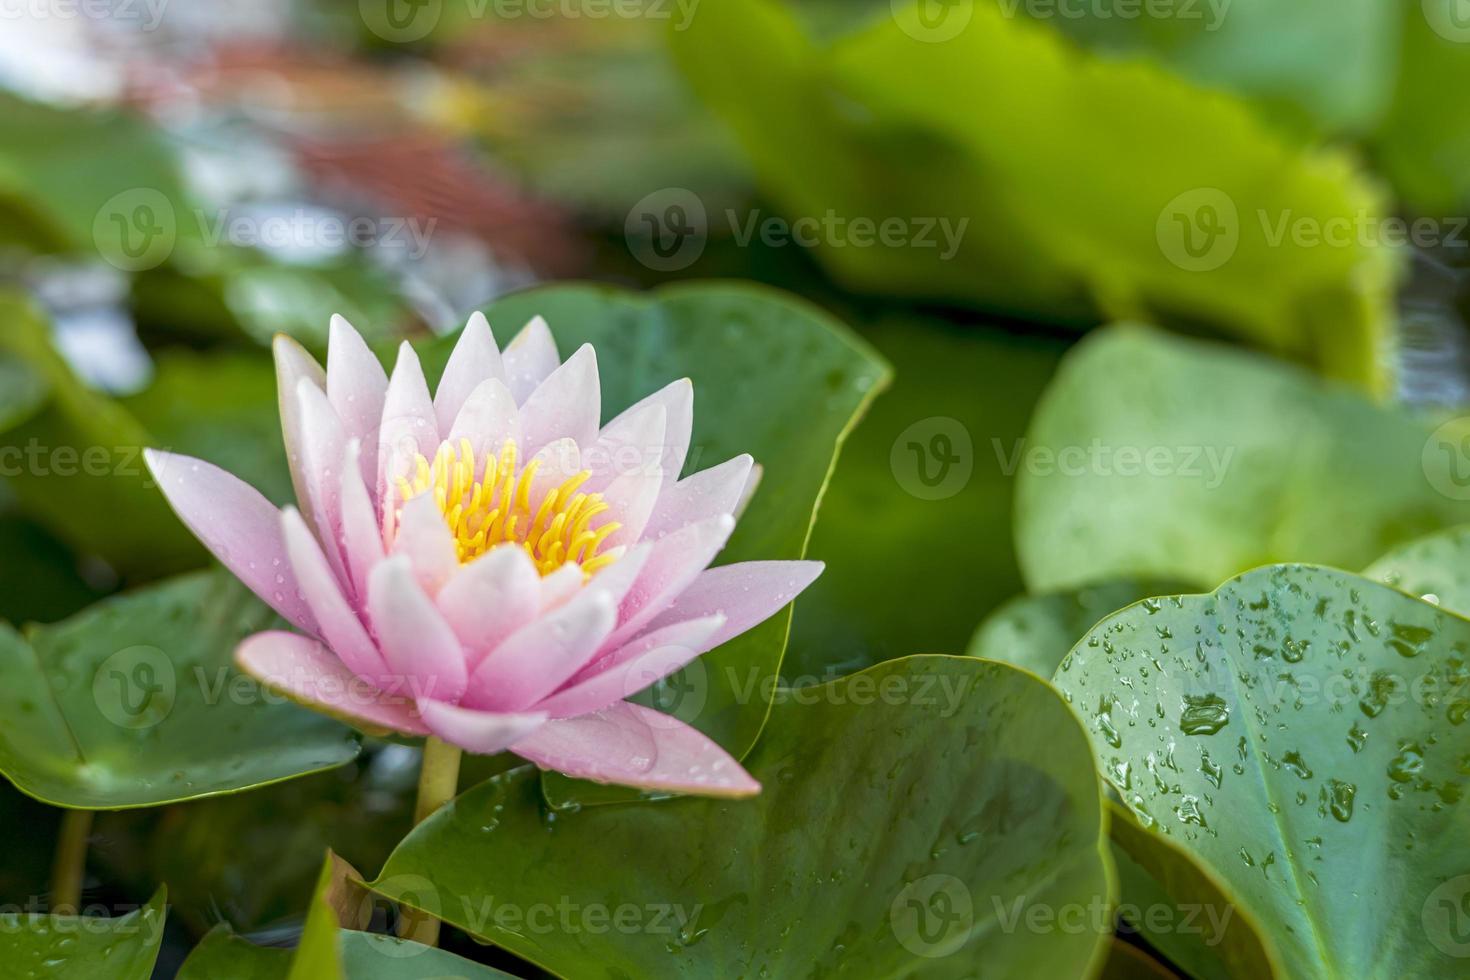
<box><xmin>396</xmin><ymin>437</ymin><xmax>621</xmax><ymax>576</ymax></box>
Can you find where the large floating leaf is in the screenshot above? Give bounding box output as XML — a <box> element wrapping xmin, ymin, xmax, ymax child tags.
<box><xmin>672</xmin><ymin>0</ymin><xmax>1398</xmax><ymax>393</ymax></box>
<box><xmin>788</xmin><ymin>313</ymin><xmax>1066</xmax><ymax>678</ymax></box>
<box><xmin>1017</xmin><ymin>324</ymin><xmax>1470</xmax><ymax>592</ymax></box>
<box><xmin>0</xmin><ymin>571</ymin><xmax>358</xmax><ymax>809</ymax></box>
<box><xmin>0</xmin><ymin>886</ymin><xmax>165</xmax><ymax>980</ymax></box>
<box><xmin>1366</xmin><ymin>524</ymin><xmax>1470</xmax><ymax>616</ymax></box>
<box><xmin>429</xmin><ymin>282</ymin><xmax>888</xmax><ymax>805</ymax></box>
<box><xmin>372</xmin><ymin>657</ymin><xmax>1114</xmax><ymax>978</ymax></box>
<box><xmin>1055</xmin><ymin>564</ymin><xmax>1470</xmax><ymax>978</ymax></box>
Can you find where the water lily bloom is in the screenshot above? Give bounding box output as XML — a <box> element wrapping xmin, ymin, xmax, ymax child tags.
<box><xmin>145</xmin><ymin>314</ymin><xmax>823</xmax><ymax>797</ymax></box>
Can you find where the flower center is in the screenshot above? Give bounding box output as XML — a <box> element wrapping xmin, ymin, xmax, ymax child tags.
<box><xmin>395</xmin><ymin>437</ymin><xmax>622</xmax><ymax>576</ymax></box>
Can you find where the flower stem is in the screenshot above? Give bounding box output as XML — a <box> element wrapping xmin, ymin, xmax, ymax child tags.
<box><xmin>398</xmin><ymin>736</ymin><xmax>462</xmax><ymax>946</ymax></box>
<box><xmin>50</xmin><ymin>809</ymin><xmax>92</xmax><ymax>914</ymax></box>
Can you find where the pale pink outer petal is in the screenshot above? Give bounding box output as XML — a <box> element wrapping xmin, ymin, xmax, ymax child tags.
<box><xmin>295</xmin><ymin>380</ymin><xmax>350</xmax><ymax>584</ymax></box>
<box><xmin>643</xmin><ymin>560</ymin><xmax>824</xmax><ymax>652</ymax></box>
<box><xmin>526</xmin><ymin>437</ymin><xmax>582</xmax><ymax>504</ymax></box>
<box><xmin>537</xmin><ymin>564</ymin><xmax>584</xmax><ymax>612</ymax></box>
<box><xmin>517</xmin><ymin>344</ymin><xmax>600</xmax><ymax>454</ymax></box>
<box><xmin>536</xmin><ymin>615</ymin><xmax>725</xmax><ymax>719</ymax></box>
<box><xmin>511</xmin><ymin>701</ymin><xmax>760</xmax><ymax>797</ymax></box>
<box><xmin>367</xmin><ymin>557</ymin><xmax>468</xmax><ymax>703</ymax></box>
<box><xmin>502</xmin><ymin>315</ymin><xmax>560</xmax><ymax>403</ymax></box>
<box><xmin>339</xmin><ymin>440</ymin><xmax>383</xmax><ymax>601</ymax></box>
<box><xmin>377</xmin><ymin>342</ymin><xmax>440</xmax><ymax>533</ymax></box>
<box><xmin>643</xmin><ymin>454</ymin><xmax>753</xmax><ymax>540</ymax></box>
<box><xmin>599</xmin><ymin>469</ymin><xmax>664</xmax><ymax>550</ymax></box>
<box><xmin>584</xmin><ymin>400</ymin><xmax>669</xmax><ymax>492</ymax></box>
<box><xmin>143</xmin><ymin>449</ymin><xmax>317</xmax><ymax>635</ymax></box>
<box><xmin>327</xmin><ymin>315</ymin><xmax>388</xmax><ymax>486</ymax></box>
<box><xmin>433</xmin><ymin>312</ymin><xmax>508</xmax><ymax>433</ymax></box>
<box><xmin>603</xmin><ymin>514</ymin><xmax>736</xmax><ymax>651</ymax></box>
<box><xmin>273</xmin><ymin>334</ymin><xmax>325</xmax><ymax>529</ymax></box>
<box><xmin>436</xmin><ymin>545</ymin><xmax>541</xmax><ymax>663</ymax></box>
<box><xmin>596</xmin><ymin>378</ymin><xmax>692</xmax><ymax>484</ymax></box>
<box><xmin>237</xmin><ymin>631</ymin><xmax>427</xmax><ymax>735</ymax></box>
<box><xmin>416</xmin><ymin>700</ymin><xmax>546</xmax><ymax>756</ymax></box>
<box><xmin>446</xmin><ymin>378</ymin><xmax>519</xmax><ymax>460</ymax></box>
<box><xmin>281</xmin><ymin>507</ymin><xmax>389</xmax><ymax>681</ymax></box>
<box><xmin>462</xmin><ymin>589</ymin><xmax>618</xmax><ymax>711</ymax></box>
<box><xmin>392</xmin><ymin>493</ymin><xmax>459</xmax><ymax>595</ymax></box>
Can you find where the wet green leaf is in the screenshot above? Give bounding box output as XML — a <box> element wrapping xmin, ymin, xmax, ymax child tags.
<box><xmin>1055</xmin><ymin>564</ymin><xmax>1470</xmax><ymax>978</ymax></box>
<box><xmin>372</xmin><ymin>657</ymin><xmax>1115</xmax><ymax>978</ymax></box>
<box><xmin>0</xmin><ymin>571</ymin><xmax>358</xmax><ymax>809</ymax></box>
<box><xmin>0</xmin><ymin>886</ymin><xmax>166</xmax><ymax>980</ymax></box>
<box><xmin>1017</xmin><ymin>325</ymin><xmax>1470</xmax><ymax>592</ymax></box>
<box><xmin>672</xmin><ymin>0</ymin><xmax>1398</xmax><ymax>394</ymax></box>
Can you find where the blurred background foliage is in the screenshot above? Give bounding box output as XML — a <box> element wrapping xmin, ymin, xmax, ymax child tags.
<box><xmin>3</xmin><ymin>0</ymin><xmax>1470</xmax><ymax>974</ymax></box>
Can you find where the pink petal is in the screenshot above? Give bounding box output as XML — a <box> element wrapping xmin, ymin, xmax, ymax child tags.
<box><xmin>585</xmin><ymin>400</ymin><xmax>669</xmax><ymax>492</ymax></box>
<box><xmin>600</xmin><ymin>469</ymin><xmax>664</xmax><ymax>550</ymax></box>
<box><xmin>512</xmin><ymin>701</ymin><xmax>759</xmax><ymax>797</ymax></box>
<box><xmin>327</xmin><ymin>315</ymin><xmax>388</xmax><ymax>486</ymax></box>
<box><xmin>462</xmin><ymin>588</ymin><xmax>618</xmax><ymax>711</ymax></box>
<box><xmin>416</xmin><ymin>700</ymin><xmax>546</xmax><ymax>756</ymax></box>
<box><xmin>538</xmin><ymin>564</ymin><xmax>584</xmax><ymax>612</ymax></box>
<box><xmin>377</xmin><ymin>342</ymin><xmax>439</xmax><ymax>533</ymax></box>
<box><xmin>434</xmin><ymin>312</ymin><xmax>508</xmax><ymax>433</ymax></box>
<box><xmin>295</xmin><ymin>380</ymin><xmax>350</xmax><ymax>584</ymax></box>
<box><xmin>367</xmin><ymin>557</ymin><xmax>467</xmax><ymax>703</ymax></box>
<box><xmin>643</xmin><ymin>455</ymin><xmax>753</xmax><ymax>540</ymax></box>
<box><xmin>446</xmin><ymin>378</ymin><xmax>519</xmax><ymax>460</ymax></box>
<box><xmin>339</xmin><ymin>440</ymin><xmax>383</xmax><ymax>602</ymax></box>
<box><xmin>502</xmin><ymin>315</ymin><xmax>560</xmax><ymax>403</ymax></box>
<box><xmin>144</xmin><ymin>450</ymin><xmax>317</xmax><ymax>635</ymax></box>
<box><xmin>281</xmin><ymin>507</ymin><xmax>388</xmax><ymax>681</ymax></box>
<box><xmin>273</xmin><ymin>334</ymin><xmax>325</xmax><ymax>529</ymax></box>
<box><xmin>392</xmin><ymin>493</ymin><xmax>459</xmax><ymax>596</ymax></box>
<box><xmin>237</xmin><ymin>631</ymin><xmax>426</xmax><ymax>736</ymax></box>
<box><xmin>603</xmin><ymin>514</ymin><xmax>735</xmax><ymax>651</ymax></box>
<box><xmin>527</xmin><ymin>437</ymin><xmax>583</xmax><ymax>504</ymax></box>
<box><xmin>598</xmin><ymin>378</ymin><xmax>692</xmax><ymax>484</ymax></box>
<box><xmin>518</xmin><ymin>344</ymin><xmax>600</xmax><ymax>454</ymax></box>
<box><xmin>436</xmin><ymin>545</ymin><xmax>542</xmax><ymax>663</ymax></box>
<box><xmin>536</xmin><ymin>615</ymin><xmax>725</xmax><ymax>719</ymax></box>
<box><xmin>644</xmin><ymin>560</ymin><xmax>824</xmax><ymax>651</ymax></box>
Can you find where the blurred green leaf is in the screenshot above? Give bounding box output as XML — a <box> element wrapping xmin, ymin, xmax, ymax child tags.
<box><xmin>0</xmin><ymin>513</ymin><xmax>112</xmax><ymax>625</ymax></box>
<box><xmin>1017</xmin><ymin>324</ymin><xmax>1470</xmax><ymax>592</ymax></box>
<box><xmin>1366</xmin><ymin>524</ymin><xmax>1470</xmax><ymax>614</ymax></box>
<box><xmin>373</xmin><ymin>657</ymin><xmax>1115</xmax><ymax>979</ymax></box>
<box><xmin>176</xmin><ymin>926</ymin><xmax>290</xmax><ymax>980</ymax></box>
<box><xmin>1055</xmin><ymin>564</ymin><xmax>1470</xmax><ymax>979</ymax></box>
<box><xmin>788</xmin><ymin>313</ymin><xmax>1065</xmax><ymax>678</ymax></box>
<box><xmin>0</xmin><ymin>570</ymin><xmax>358</xmax><ymax>809</ymax></box>
<box><xmin>1377</xmin><ymin>3</ymin><xmax>1470</xmax><ymax>213</ymax></box>
<box><xmin>672</xmin><ymin>0</ymin><xmax>1399</xmax><ymax>394</ymax></box>
<box><xmin>0</xmin><ymin>886</ymin><xmax>166</xmax><ymax>980</ymax></box>
<box><xmin>0</xmin><ymin>350</ymin><xmax>48</xmax><ymax>434</ymax></box>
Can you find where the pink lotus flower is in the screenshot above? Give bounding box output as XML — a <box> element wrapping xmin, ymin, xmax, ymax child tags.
<box><xmin>145</xmin><ymin>314</ymin><xmax>822</xmax><ymax>797</ymax></box>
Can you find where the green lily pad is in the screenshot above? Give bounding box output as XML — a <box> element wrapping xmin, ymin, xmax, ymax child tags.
<box><xmin>969</xmin><ymin>579</ymin><xmax>1193</xmax><ymax>681</ymax></box>
<box><xmin>176</xmin><ymin>926</ymin><xmax>290</xmax><ymax>980</ymax></box>
<box><xmin>788</xmin><ymin>312</ymin><xmax>1068</xmax><ymax>679</ymax></box>
<box><xmin>0</xmin><ymin>570</ymin><xmax>358</xmax><ymax>809</ymax></box>
<box><xmin>1365</xmin><ymin>524</ymin><xmax>1470</xmax><ymax>615</ymax></box>
<box><xmin>0</xmin><ymin>886</ymin><xmax>166</xmax><ymax>980</ymax></box>
<box><xmin>1376</xmin><ymin>2</ymin><xmax>1470</xmax><ymax>213</ymax></box>
<box><xmin>1054</xmin><ymin>564</ymin><xmax>1470</xmax><ymax>978</ymax></box>
<box><xmin>371</xmin><ymin>656</ymin><xmax>1115</xmax><ymax>978</ymax></box>
<box><xmin>672</xmin><ymin>0</ymin><xmax>1397</xmax><ymax>394</ymax></box>
<box><xmin>0</xmin><ymin>349</ymin><xmax>48</xmax><ymax>434</ymax></box>
<box><xmin>422</xmin><ymin>282</ymin><xmax>889</xmax><ymax>805</ymax></box>
<box><xmin>1017</xmin><ymin>324</ymin><xmax>1470</xmax><ymax>593</ymax></box>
